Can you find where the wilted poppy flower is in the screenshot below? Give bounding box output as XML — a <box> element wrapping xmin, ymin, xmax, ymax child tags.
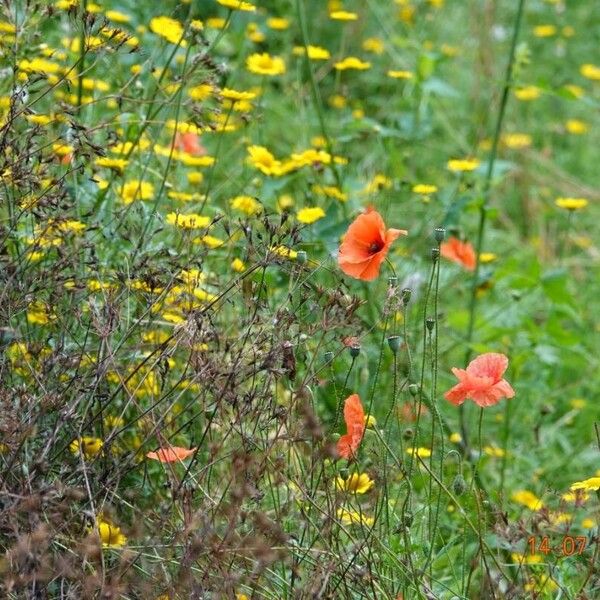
<box><xmin>146</xmin><ymin>446</ymin><xmax>196</xmax><ymax>463</ymax></box>
<box><xmin>444</xmin><ymin>352</ymin><xmax>515</xmax><ymax>407</ymax></box>
<box><xmin>174</xmin><ymin>132</ymin><xmax>206</xmax><ymax>156</ymax></box>
<box><xmin>338</xmin><ymin>208</ymin><xmax>407</xmax><ymax>281</ymax></box>
<box><xmin>440</xmin><ymin>236</ymin><xmax>476</xmax><ymax>271</ymax></box>
<box><xmin>337</xmin><ymin>394</ymin><xmax>365</xmax><ymax>459</ymax></box>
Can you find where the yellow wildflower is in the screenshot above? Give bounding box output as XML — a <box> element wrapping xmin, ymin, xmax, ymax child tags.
<box><xmin>246</xmin><ymin>53</ymin><xmax>286</xmax><ymax>76</ymax></box>
<box><xmin>120</xmin><ymin>180</ymin><xmax>154</xmax><ymax>204</ymax></box>
<box><xmin>166</xmin><ymin>213</ymin><xmax>211</xmax><ymax>229</ymax></box>
<box><xmin>555</xmin><ymin>197</ymin><xmax>588</xmax><ymax>211</ymax></box>
<box><xmin>512</xmin><ymin>490</ymin><xmax>544</xmax><ymax>511</ymax></box>
<box><xmin>336</xmin><ymin>473</ymin><xmax>374</xmax><ymax>494</ymax></box>
<box><xmin>149</xmin><ymin>16</ymin><xmax>186</xmax><ymax>46</ymax></box>
<box><xmin>217</xmin><ymin>0</ymin><xmax>256</xmax><ymax>11</ymax></box>
<box><xmin>231</xmin><ymin>195</ymin><xmax>261</xmax><ymax>215</ymax></box>
<box><xmin>334</xmin><ymin>57</ymin><xmax>371</xmax><ymax>71</ymax></box>
<box><xmin>296</xmin><ymin>207</ymin><xmax>325</xmax><ymax>224</ymax></box>
<box><xmin>70</xmin><ymin>437</ymin><xmax>103</xmax><ymax>459</ymax></box>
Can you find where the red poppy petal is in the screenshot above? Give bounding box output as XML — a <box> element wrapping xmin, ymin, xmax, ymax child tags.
<box><xmin>146</xmin><ymin>446</ymin><xmax>196</xmax><ymax>463</ymax></box>
<box><xmin>467</xmin><ymin>353</ymin><xmax>508</xmax><ymax>381</ymax></box>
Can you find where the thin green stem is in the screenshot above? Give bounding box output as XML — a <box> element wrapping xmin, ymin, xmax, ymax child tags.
<box><xmin>460</xmin><ymin>0</ymin><xmax>526</xmax><ymax>450</ymax></box>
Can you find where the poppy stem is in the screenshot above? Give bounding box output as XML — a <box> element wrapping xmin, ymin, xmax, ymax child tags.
<box><xmin>461</xmin><ymin>0</ymin><xmax>526</xmax><ymax>453</ymax></box>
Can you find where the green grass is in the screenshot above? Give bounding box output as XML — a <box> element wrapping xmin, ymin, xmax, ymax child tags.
<box><xmin>0</xmin><ymin>0</ymin><xmax>599</xmax><ymax>598</ymax></box>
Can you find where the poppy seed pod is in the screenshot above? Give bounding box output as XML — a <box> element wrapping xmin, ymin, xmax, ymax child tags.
<box><xmin>388</xmin><ymin>276</ymin><xmax>398</xmax><ymax>287</ymax></box>
<box><xmin>408</xmin><ymin>383</ymin><xmax>419</xmax><ymax>396</ymax></box>
<box><xmin>324</xmin><ymin>351</ymin><xmax>334</xmax><ymax>363</ymax></box>
<box><xmin>426</xmin><ymin>317</ymin><xmax>435</xmax><ymax>331</ymax></box>
<box><xmin>431</xmin><ymin>247</ymin><xmax>440</xmax><ymax>261</ymax></box>
<box><xmin>434</xmin><ymin>227</ymin><xmax>446</xmax><ymax>243</ymax></box>
<box><xmin>452</xmin><ymin>474</ymin><xmax>467</xmax><ymax>496</ymax></box>
<box><xmin>401</xmin><ymin>288</ymin><xmax>412</xmax><ymax>305</ymax></box>
<box><xmin>349</xmin><ymin>345</ymin><xmax>361</xmax><ymax>358</ymax></box>
<box><xmin>387</xmin><ymin>335</ymin><xmax>401</xmax><ymax>354</ymax></box>
<box><xmin>296</xmin><ymin>250</ymin><xmax>307</xmax><ymax>264</ymax></box>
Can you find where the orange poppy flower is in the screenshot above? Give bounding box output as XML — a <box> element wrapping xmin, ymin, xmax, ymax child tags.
<box><xmin>337</xmin><ymin>394</ymin><xmax>366</xmax><ymax>459</ymax></box>
<box><xmin>338</xmin><ymin>208</ymin><xmax>407</xmax><ymax>281</ymax></box>
<box><xmin>146</xmin><ymin>446</ymin><xmax>197</xmax><ymax>463</ymax></box>
<box><xmin>444</xmin><ymin>353</ymin><xmax>515</xmax><ymax>407</ymax></box>
<box><xmin>440</xmin><ymin>236</ymin><xmax>476</xmax><ymax>271</ymax></box>
<box><xmin>174</xmin><ymin>132</ymin><xmax>206</xmax><ymax>156</ymax></box>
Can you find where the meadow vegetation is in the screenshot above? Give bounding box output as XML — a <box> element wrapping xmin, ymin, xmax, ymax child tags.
<box><xmin>1</xmin><ymin>0</ymin><xmax>599</xmax><ymax>598</ymax></box>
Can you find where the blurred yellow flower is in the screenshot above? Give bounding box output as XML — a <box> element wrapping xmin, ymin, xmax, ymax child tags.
<box><xmin>570</xmin><ymin>477</ymin><xmax>600</xmax><ymax>492</ymax></box>
<box><xmin>70</xmin><ymin>437</ymin><xmax>103</xmax><ymax>459</ymax></box>
<box><xmin>512</xmin><ymin>490</ymin><xmax>544</xmax><ymax>510</ymax></box>
<box><xmin>334</xmin><ymin>57</ymin><xmax>371</xmax><ymax>71</ymax></box>
<box><xmin>533</xmin><ymin>24</ymin><xmax>556</xmax><ymax>37</ymax></box>
<box><xmin>297</xmin><ymin>207</ymin><xmax>325</xmax><ymax>224</ymax></box>
<box><xmin>96</xmin><ymin>519</ymin><xmax>127</xmax><ymax>548</ymax></box>
<box><xmin>218</xmin><ymin>0</ymin><xmax>256</xmax><ymax>10</ymax></box>
<box><xmin>149</xmin><ymin>16</ymin><xmax>186</xmax><ymax>46</ymax></box>
<box><xmin>231</xmin><ymin>195</ymin><xmax>261</xmax><ymax>215</ymax></box>
<box><xmin>337</xmin><ymin>508</ymin><xmax>374</xmax><ymax>527</ymax></box>
<box><xmin>246</xmin><ymin>53</ymin><xmax>286</xmax><ymax>76</ymax></box>
<box><xmin>514</xmin><ymin>86</ymin><xmax>541</xmax><ymax>101</ymax></box>
<box><xmin>330</xmin><ymin>11</ymin><xmax>358</xmax><ymax>21</ymax></box>
<box><xmin>447</xmin><ymin>158</ymin><xmax>480</xmax><ymax>172</ymax></box>
<box><xmin>580</xmin><ymin>63</ymin><xmax>600</xmax><ymax>81</ymax></box>
<box><xmin>555</xmin><ymin>197</ymin><xmax>588</xmax><ymax>211</ymax></box>
<box><xmin>565</xmin><ymin>119</ymin><xmax>588</xmax><ymax>134</ymax></box>
<box><xmin>166</xmin><ymin>213</ymin><xmax>211</xmax><ymax>229</ymax></box>
<box><xmin>336</xmin><ymin>473</ymin><xmax>374</xmax><ymax>494</ymax></box>
<box><xmin>120</xmin><ymin>180</ymin><xmax>154</xmax><ymax>204</ymax></box>
<box><xmin>387</xmin><ymin>70</ymin><xmax>414</xmax><ymax>79</ymax></box>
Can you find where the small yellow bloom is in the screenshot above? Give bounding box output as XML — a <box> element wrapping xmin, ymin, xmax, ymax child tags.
<box><xmin>96</xmin><ymin>519</ymin><xmax>127</xmax><ymax>548</ymax></box>
<box><xmin>70</xmin><ymin>437</ymin><xmax>103</xmax><ymax>459</ymax></box>
<box><xmin>149</xmin><ymin>16</ymin><xmax>186</xmax><ymax>46</ymax></box>
<box><xmin>512</xmin><ymin>490</ymin><xmax>544</xmax><ymax>511</ymax></box>
<box><xmin>447</xmin><ymin>158</ymin><xmax>480</xmax><ymax>172</ymax></box>
<box><xmin>187</xmin><ymin>171</ymin><xmax>204</xmax><ymax>184</ymax></box>
<box><xmin>166</xmin><ymin>213</ymin><xmax>211</xmax><ymax>229</ymax></box>
<box><xmin>246</xmin><ymin>53</ymin><xmax>286</xmax><ymax>76</ymax></box>
<box><xmin>502</xmin><ymin>133</ymin><xmax>532</xmax><ymax>149</ymax></box>
<box><xmin>334</xmin><ymin>57</ymin><xmax>371</xmax><ymax>71</ymax></box>
<box><xmin>231</xmin><ymin>195</ymin><xmax>261</xmax><ymax>215</ymax></box>
<box><xmin>570</xmin><ymin>477</ymin><xmax>600</xmax><ymax>492</ymax></box>
<box><xmin>511</xmin><ymin>552</ymin><xmax>542</xmax><ymax>565</ymax></box>
<box><xmin>364</xmin><ymin>414</ymin><xmax>376</xmax><ymax>428</ymax></box>
<box><xmin>533</xmin><ymin>24</ymin><xmax>556</xmax><ymax>38</ymax></box>
<box><xmin>247</xmin><ymin>145</ymin><xmax>282</xmax><ymax>175</ymax></box>
<box><xmin>293</xmin><ymin>45</ymin><xmax>331</xmax><ymax>60</ymax></box>
<box><xmin>120</xmin><ymin>180</ymin><xmax>154</xmax><ymax>204</ymax></box>
<box><xmin>221</xmin><ymin>88</ymin><xmax>257</xmax><ymax>101</ymax></box>
<box><xmin>330</xmin><ymin>11</ymin><xmax>358</xmax><ymax>21</ymax></box>
<box><xmin>514</xmin><ymin>86</ymin><xmax>541</xmax><ymax>101</ymax></box>
<box><xmin>266</xmin><ymin>17</ymin><xmax>289</xmax><ymax>30</ymax></box>
<box><xmin>296</xmin><ymin>207</ymin><xmax>326</xmax><ymax>224</ymax></box>
<box><xmin>406</xmin><ymin>447</ymin><xmax>431</xmax><ymax>458</ymax></box>
<box><xmin>561</xmin><ymin>490</ymin><xmax>589</xmax><ymax>502</ymax></box>
<box><xmin>479</xmin><ymin>252</ymin><xmax>497</xmax><ymax>263</ymax></box>
<box><xmin>336</xmin><ymin>473</ymin><xmax>375</xmax><ymax>494</ymax></box>
<box><xmin>582</xmin><ymin>518</ymin><xmax>596</xmax><ymax>529</ymax></box>
<box><xmin>555</xmin><ymin>197</ymin><xmax>588</xmax><ymax>211</ymax></box>
<box><xmin>217</xmin><ymin>0</ymin><xmax>256</xmax><ymax>11</ymax></box>
<box><xmin>231</xmin><ymin>258</ymin><xmax>246</xmax><ymax>272</ymax></box>
<box><xmin>580</xmin><ymin>64</ymin><xmax>600</xmax><ymax>81</ymax></box>
<box><xmin>412</xmin><ymin>183</ymin><xmax>438</xmax><ymax>195</ymax></box>
<box><xmin>565</xmin><ymin>119</ymin><xmax>588</xmax><ymax>134</ymax></box>
<box><xmin>362</xmin><ymin>37</ymin><xmax>384</xmax><ymax>54</ymax></box>
<box><xmin>387</xmin><ymin>70</ymin><xmax>414</xmax><ymax>79</ymax></box>
<box><xmin>449</xmin><ymin>432</ymin><xmax>462</xmax><ymax>444</ymax></box>
<box><xmin>95</xmin><ymin>157</ymin><xmax>129</xmax><ymax>173</ymax></box>
<box><xmin>337</xmin><ymin>508</ymin><xmax>374</xmax><ymax>527</ymax></box>
<box><xmin>483</xmin><ymin>445</ymin><xmax>505</xmax><ymax>458</ymax></box>
<box><xmin>271</xmin><ymin>246</ymin><xmax>297</xmax><ymax>260</ymax></box>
